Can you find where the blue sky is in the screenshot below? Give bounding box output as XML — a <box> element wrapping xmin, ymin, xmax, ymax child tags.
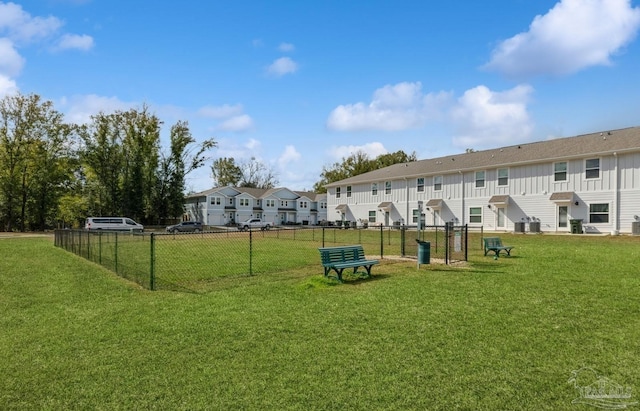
<box><xmin>2</xmin><ymin>0</ymin><xmax>640</xmax><ymax>192</ymax></box>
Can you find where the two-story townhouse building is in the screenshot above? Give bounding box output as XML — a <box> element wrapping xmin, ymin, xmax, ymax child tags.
<box><xmin>324</xmin><ymin>127</ymin><xmax>640</xmax><ymax>234</ymax></box>
<box><xmin>184</xmin><ymin>186</ymin><xmax>327</xmax><ymax>227</ymax></box>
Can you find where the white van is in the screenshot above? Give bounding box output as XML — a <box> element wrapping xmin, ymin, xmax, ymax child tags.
<box><xmin>85</xmin><ymin>217</ymin><xmax>144</xmax><ymax>232</ymax></box>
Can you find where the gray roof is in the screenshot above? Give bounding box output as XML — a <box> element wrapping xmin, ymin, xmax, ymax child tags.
<box><xmin>325</xmin><ymin>126</ymin><xmax>640</xmax><ymax>188</ymax></box>
<box><xmin>187</xmin><ymin>186</ymin><xmax>321</xmax><ymax>201</ymax></box>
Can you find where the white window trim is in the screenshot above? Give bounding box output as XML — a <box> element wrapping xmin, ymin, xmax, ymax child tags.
<box><xmin>585</xmin><ymin>157</ymin><xmax>601</xmax><ymax>180</ymax></box>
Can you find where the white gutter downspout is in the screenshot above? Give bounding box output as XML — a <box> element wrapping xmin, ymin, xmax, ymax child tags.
<box><xmin>404</xmin><ymin>177</ymin><xmax>409</xmax><ymax>226</ymax></box>
<box><xmin>613</xmin><ymin>152</ymin><xmax>619</xmax><ymax>235</ymax></box>
<box><xmin>459</xmin><ymin>171</ymin><xmax>464</xmax><ymax>225</ymax></box>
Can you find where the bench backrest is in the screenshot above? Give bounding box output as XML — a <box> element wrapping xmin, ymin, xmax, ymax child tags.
<box><xmin>318</xmin><ymin>245</ymin><xmax>366</xmax><ymax>265</ymax></box>
<box><xmin>483</xmin><ymin>237</ymin><xmax>503</xmax><ymax>248</ymax></box>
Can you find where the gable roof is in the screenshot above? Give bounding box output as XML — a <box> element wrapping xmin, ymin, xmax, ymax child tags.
<box><xmin>324</xmin><ymin>126</ymin><xmax>640</xmax><ymax>188</ymax></box>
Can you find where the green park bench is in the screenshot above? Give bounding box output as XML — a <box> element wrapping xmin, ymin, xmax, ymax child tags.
<box><xmin>318</xmin><ymin>245</ymin><xmax>379</xmax><ymax>282</ymax></box>
<box><xmin>483</xmin><ymin>237</ymin><xmax>514</xmax><ymax>258</ymax></box>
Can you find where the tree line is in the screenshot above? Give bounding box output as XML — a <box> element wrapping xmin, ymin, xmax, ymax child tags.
<box><xmin>0</xmin><ymin>92</ymin><xmax>417</xmax><ymax>231</ymax></box>
<box><xmin>0</xmin><ymin>93</ymin><xmax>214</xmax><ymax>231</ymax></box>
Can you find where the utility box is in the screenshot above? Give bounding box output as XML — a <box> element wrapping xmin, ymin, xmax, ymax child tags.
<box><xmin>416</xmin><ymin>240</ymin><xmax>431</xmax><ymax>266</ymax></box>
<box><xmin>570</xmin><ymin>219</ymin><xmax>583</xmax><ymax>234</ymax></box>
<box><xmin>514</xmin><ymin>222</ymin><xmax>525</xmax><ymax>233</ymax></box>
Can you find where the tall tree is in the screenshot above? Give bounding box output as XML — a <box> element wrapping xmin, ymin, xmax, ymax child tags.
<box><xmin>313</xmin><ymin>150</ymin><xmax>417</xmax><ymax>193</ymax></box>
<box><xmin>119</xmin><ymin>106</ymin><xmax>161</xmax><ymax>223</ymax></box>
<box><xmin>79</xmin><ymin>113</ymin><xmax>125</xmax><ymax>217</ymax></box>
<box><xmin>0</xmin><ymin>93</ymin><xmax>72</xmax><ymax>231</ymax></box>
<box><xmin>238</xmin><ymin>157</ymin><xmax>278</xmax><ymax>189</ymax></box>
<box><xmin>156</xmin><ymin>121</ymin><xmax>216</xmax><ymax>222</ymax></box>
<box><xmin>211</xmin><ymin>157</ymin><xmax>242</xmax><ymax>187</ymax></box>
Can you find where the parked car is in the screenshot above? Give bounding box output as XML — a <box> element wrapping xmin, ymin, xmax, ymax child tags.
<box><xmin>166</xmin><ymin>221</ymin><xmax>203</xmax><ymax>233</ymax></box>
<box><xmin>237</xmin><ymin>218</ymin><xmax>271</xmax><ymax>231</ymax></box>
<box><xmin>85</xmin><ymin>217</ymin><xmax>144</xmax><ymax>232</ymax></box>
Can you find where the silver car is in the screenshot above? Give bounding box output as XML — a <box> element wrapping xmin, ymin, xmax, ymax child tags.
<box><xmin>166</xmin><ymin>221</ymin><xmax>203</xmax><ymax>233</ymax></box>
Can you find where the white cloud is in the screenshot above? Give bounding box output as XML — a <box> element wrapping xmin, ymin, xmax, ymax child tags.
<box><xmin>326</xmin><ymin>82</ymin><xmax>451</xmax><ymax>132</ymax></box>
<box><xmin>0</xmin><ymin>73</ymin><xmax>18</xmax><ymax>97</ymax></box>
<box><xmin>0</xmin><ymin>38</ymin><xmax>24</xmax><ymax>77</ymax></box>
<box><xmin>278</xmin><ymin>42</ymin><xmax>295</xmax><ymax>52</ymax></box>
<box><xmin>198</xmin><ymin>103</ymin><xmax>254</xmax><ymax>132</ymax></box>
<box><xmin>218</xmin><ymin>114</ymin><xmax>254</xmax><ymax>132</ymax></box>
<box><xmin>244</xmin><ymin>138</ymin><xmax>261</xmax><ymax>150</ymax></box>
<box><xmin>0</xmin><ymin>2</ymin><xmax>62</xmax><ymax>44</ymax></box>
<box><xmin>58</xmin><ymin>94</ymin><xmax>135</xmax><ymax>124</ymax></box>
<box><xmin>197</xmin><ymin>104</ymin><xmax>244</xmax><ymax>119</ymax></box>
<box><xmin>212</xmin><ymin>138</ymin><xmax>264</xmax><ymax>164</ymax></box>
<box><xmin>450</xmin><ymin>85</ymin><xmax>534</xmax><ymax>148</ymax></box>
<box><xmin>484</xmin><ymin>0</ymin><xmax>640</xmax><ymax>78</ymax></box>
<box><xmin>266</xmin><ymin>57</ymin><xmax>298</xmax><ymax>77</ymax></box>
<box><xmin>328</xmin><ymin>142</ymin><xmax>388</xmax><ymax>161</ymax></box>
<box><xmin>53</xmin><ymin>33</ymin><xmax>94</xmax><ymax>52</ymax></box>
<box><xmin>278</xmin><ymin>145</ymin><xmax>301</xmax><ymax>166</ymax></box>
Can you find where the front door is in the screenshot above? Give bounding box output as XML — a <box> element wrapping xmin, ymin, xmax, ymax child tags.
<box><xmin>434</xmin><ymin>210</ymin><xmax>441</xmax><ymax>225</ymax></box>
<box><xmin>558</xmin><ymin>206</ymin><xmax>568</xmax><ymax>231</ymax></box>
<box><xmin>384</xmin><ymin>212</ymin><xmax>390</xmax><ymax>226</ymax></box>
<box><xmin>497</xmin><ymin>207</ymin><xmax>506</xmax><ymax>229</ymax></box>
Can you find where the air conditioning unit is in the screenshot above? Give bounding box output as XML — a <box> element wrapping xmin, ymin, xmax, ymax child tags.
<box><xmin>632</xmin><ymin>221</ymin><xmax>640</xmax><ymax>235</ymax></box>
<box><xmin>529</xmin><ymin>222</ymin><xmax>540</xmax><ymax>233</ymax></box>
<box><xmin>514</xmin><ymin>222</ymin><xmax>525</xmax><ymax>233</ymax></box>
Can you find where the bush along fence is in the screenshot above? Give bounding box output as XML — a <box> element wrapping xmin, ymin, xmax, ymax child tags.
<box><xmin>54</xmin><ymin>224</ymin><xmax>468</xmax><ymax>292</ymax></box>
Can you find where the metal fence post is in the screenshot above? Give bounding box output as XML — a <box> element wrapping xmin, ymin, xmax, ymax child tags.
<box><xmin>150</xmin><ymin>233</ymin><xmax>155</xmax><ymax>290</ymax></box>
<box><xmin>380</xmin><ymin>225</ymin><xmax>384</xmax><ymax>259</ymax></box>
<box><xmin>249</xmin><ymin>229</ymin><xmax>253</xmax><ymax>276</ymax></box>
<box><xmin>98</xmin><ymin>231</ymin><xmax>102</xmax><ymax>265</ymax></box>
<box><xmin>114</xmin><ymin>231</ymin><xmax>118</xmax><ymax>275</ymax></box>
<box><xmin>464</xmin><ymin>224</ymin><xmax>469</xmax><ymax>261</ymax></box>
<box><xmin>401</xmin><ymin>226</ymin><xmax>406</xmax><ymax>257</ymax></box>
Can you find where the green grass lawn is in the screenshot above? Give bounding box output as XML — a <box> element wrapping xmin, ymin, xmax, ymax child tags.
<box><xmin>2</xmin><ymin>234</ymin><xmax>640</xmax><ymax>409</ymax></box>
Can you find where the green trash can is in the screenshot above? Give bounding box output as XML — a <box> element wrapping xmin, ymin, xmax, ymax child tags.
<box><xmin>416</xmin><ymin>240</ymin><xmax>430</xmax><ymax>265</ymax></box>
<box><xmin>570</xmin><ymin>219</ymin><xmax>583</xmax><ymax>234</ymax></box>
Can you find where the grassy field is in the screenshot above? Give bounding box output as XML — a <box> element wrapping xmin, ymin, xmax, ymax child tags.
<box><xmin>2</xmin><ymin>234</ymin><xmax>640</xmax><ymax>409</ymax></box>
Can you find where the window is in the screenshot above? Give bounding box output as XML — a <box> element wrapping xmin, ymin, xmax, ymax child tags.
<box><xmin>469</xmin><ymin>207</ymin><xmax>482</xmax><ymax>223</ymax></box>
<box><xmin>299</xmin><ymin>201</ymin><xmax>308</xmax><ymax>208</ymax></box>
<box><xmin>239</xmin><ymin>198</ymin><xmax>249</xmax><ymax>206</ymax></box>
<box><xmin>385</xmin><ymin>181</ymin><xmax>391</xmax><ymax>195</ymax></box>
<box><xmin>266</xmin><ymin>199</ymin><xmax>275</xmax><ymax>207</ymax></box>
<box><xmin>371</xmin><ymin>183</ymin><xmax>378</xmax><ymax>196</ymax></box>
<box><xmin>585</xmin><ymin>158</ymin><xmax>600</xmax><ymax>179</ymax></box>
<box><xmin>589</xmin><ymin>203</ymin><xmax>609</xmax><ymax>223</ymax></box>
<box><xmin>497</xmin><ymin>168</ymin><xmax>508</xmax><ymax>186</ymax></box>
<box><xmin>336</xmin><ymin>187</ymin><xmax>341</xmax><ymax>198</ymax></box>
<box><xmin>412</xmin><ymin>209</ymin><xmax>420</xmax><ymax>223</ymax></box>
<box><xmin>346</xmin><ymin>186</ymin><xmax>352</xmax><ymax>197</ymax></box>
<box><xmin>417</xmin><ymin>178</ymin><xmax>425</xmax><ymax>192</ymax></box>
<box><xmin>434</xmin><ymin>176</ymin><xmax>443</xmax><ymax>191</ymax></box>
<box><xmin>280</xmin><ymin>200</ymin><xmax>289</xmax><ymax>207</ymax></box>
<box><xmin>475</xmin><ymin>171</ymin><xmax>485</xmax><ymax>188</ymax></box>
<box><xmin>368</xmin><ymin>210</ymin><xmax>376</xmax><ymax>223</ymax></box>
<box><xmin>320</xmin><ymin>202</ymin><xmax>326</xmax><ymax>209</ymax></box>
<box><xmin>210</xmin><ymin>197</ymin><xmax>221</xmax><ymax>205</ymax></box>
<box><xmin>554</xmin><ymin>162</ymin><xmax>567</xmax><ymax>182</ymax></box>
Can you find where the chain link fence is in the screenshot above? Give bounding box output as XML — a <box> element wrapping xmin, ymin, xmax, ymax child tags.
<box><xmin>55</xmin><ymin>225</ymin><xmax>468</xmax><ymax>292</ymax></box>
